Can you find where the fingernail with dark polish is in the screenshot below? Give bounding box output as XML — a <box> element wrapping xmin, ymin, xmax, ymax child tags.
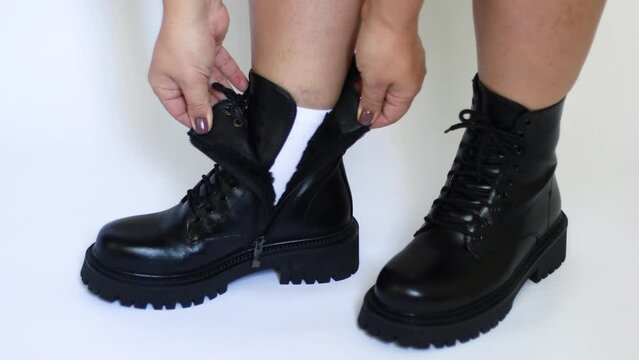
<box><xmin>359</xmin><ymin>109</ymin><xmax>374</xmax><ymax>126</ymax></box>
<box><xmin>195</xmin><ymin>117</ymin><xmax>209</xmax><ymax>134</ymax></box>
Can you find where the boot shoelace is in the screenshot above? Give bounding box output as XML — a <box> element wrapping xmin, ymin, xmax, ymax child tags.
<box><xmin>212</xmin><ymin>82</ymin><xmax>249</xmax><ymax>111</ymax></box>
<box><xmin>183</xmin><ymin>83</ymin><xmax>248</xmax><ymax>225</ymax></box>
<box><xmin>424</xmin><ymin>109</ymin><xmax>525</xmax><ymax>237</ymax></box>
<box><xmin>182</xmin><ymin>164</ymin><xmax>240</xmax><ymax>223</ymax></box>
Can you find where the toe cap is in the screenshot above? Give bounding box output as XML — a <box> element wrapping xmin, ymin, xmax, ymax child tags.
<box><xmin>91</xmin><ymin>205</ymin><xmax>189</xmax><ymax>275</ymax></box>
<box><xmin>372</xmin><ymin>234</ymin><xmax>488</xmax><ymax>317</ymax></box>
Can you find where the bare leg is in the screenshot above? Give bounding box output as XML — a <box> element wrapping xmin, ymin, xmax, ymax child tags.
<box><xmin>474</xmin><ymin>0</ymin><xmax>605</xmax><ymax>110</ymax></box>
<box><xmin>250</xmin><ymin>0</ymin><xmax>362</xmax><ymax>109</ymax></box>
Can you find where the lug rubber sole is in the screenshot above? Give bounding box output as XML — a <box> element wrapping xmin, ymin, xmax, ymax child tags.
<box><xmin>357</xmin><ymin>212</ymin><xmax>568</xmax><ymax>349</ymax></box>
<box><xmin>81</xmin><ymin>220</ymin><xmax>359</xmax><ymax>310</ymax></box>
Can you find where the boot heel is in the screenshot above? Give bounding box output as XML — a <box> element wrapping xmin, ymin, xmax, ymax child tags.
<box><xmin>275</xmin><ymin>228</ymin><xmax>359</xmax><ymax>285</ymax></box>
<box><xmin>529</xmin><ymin>222</ymin><xmax>567</xmax><ymax>283</ymax></box>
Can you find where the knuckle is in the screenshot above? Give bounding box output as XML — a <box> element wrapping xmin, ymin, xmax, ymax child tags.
<box><xmin>361</xmin><ymin>95</ymin><xmax>384</xmax><ymax>108</ymax></box>
<box><xmin>363</xmin><ymin>78</ymin><xmax>386</xmax><ymax>91</ymax></box>
<box><xmin>218</xmin><ymin>54</ymin><xmax>234</xmax><ymax>68</ymax></box>
<box><xmin>147</xmin><ymin>72</ymin><xmax>162</xmax><ymax>90</ymax></box>
<box><xmin>412</xmin><ymin>82</ymin><xmax>424</xmax><ymax>96</ymax></box>
<box><xmin>183</xmin><ymin>72</ymin><xmax>207</xmax><ymax>86</ymax></box>
<box><xmin>186</xmin><ymin>100</ymin><xmax>209</xmax><ymax>112</ymax></box>
<box><xmin>149</xmin><ymin>84</ymin><xmax>160</xmax><ymax>96</ymax></box>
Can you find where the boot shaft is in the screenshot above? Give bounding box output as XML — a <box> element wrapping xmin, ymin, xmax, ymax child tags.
<box><xmin>189</xmin><ymin>62</ymin><xmax>367</xmax><ymax>240</ymax></box>
<box><xmin>474</xmin><ymin>76</ymin><xmax>564</xmax><ymax>256</ymax></box>
<box><xmin>269</xmin><ymin>66</ymin><xmax>366</xmax><ymax>240</ymax></box>
<box><xmin>429</xmin><ymin>76</ymin><xmax>565</xmax><ymax>257</ymax></box>
<box><xmin>470</xmin><ymin>75</ymin><xmax>563</xmax><ymax>177</ymax></box>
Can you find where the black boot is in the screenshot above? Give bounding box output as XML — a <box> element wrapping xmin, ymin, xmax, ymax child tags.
<box><xmin>80</xmin><ymin>66</ymin><xmax>368</xmax><ymax>309</ymax></box>
<box><xmin>358</xmin><ymin>76</ymin><xmax>568</xmax><ymax>348</ymax></box>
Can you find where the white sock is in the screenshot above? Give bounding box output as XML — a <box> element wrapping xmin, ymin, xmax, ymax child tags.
<box><xmin>270</xmin><ymin>106</ymin><xmax>330</xmax><ymax>203</ymax></box>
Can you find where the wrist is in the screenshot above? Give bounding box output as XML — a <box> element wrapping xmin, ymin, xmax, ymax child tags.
<box><xmin>363</xmin><ymin>0</ymin><xmax>420</xmax><ymax>33</ymax></box>
<box><xmin>162</xmin><ymin>0</ymin><xmax>219</xmax><ymax>25</ymax></box>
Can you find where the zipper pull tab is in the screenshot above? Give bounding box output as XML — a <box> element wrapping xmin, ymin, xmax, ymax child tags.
<box><xmin>252</xmin><ymin>236</ymin><xmax>265</xmax><ymax>268</ymax></box>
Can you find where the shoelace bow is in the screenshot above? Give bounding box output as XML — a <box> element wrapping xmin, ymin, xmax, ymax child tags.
<box><xmin>425</xmin><ymin>109</ymin><xmax>524</xmax><ymax>236</ymax></box>
<box><xmin>183</xmin><ymin>83</ymin><xmax>248</xmax><ymax>222</ymax></box>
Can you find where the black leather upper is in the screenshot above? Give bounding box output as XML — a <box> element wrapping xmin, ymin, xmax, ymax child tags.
<box><xmin>91</xmin><ymin>64</ymin><xmax>368</xmax><ymax>276</ymax></box>
<box><xmin>373</xmin><ymin>76</ymin><xmax>565</xmax><ymax>316</ymax></box>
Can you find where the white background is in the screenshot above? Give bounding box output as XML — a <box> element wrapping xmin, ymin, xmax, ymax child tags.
<box><xmin>1</xmin><ymin>1</ymin><xmax>638</xmax><ymax>359</ymax></box>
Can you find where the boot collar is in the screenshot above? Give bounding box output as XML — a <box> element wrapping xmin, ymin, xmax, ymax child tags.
<box><xmin>472</xmin><ymin>75</ymin><xmax>528</xmax><ymax>131</ymax></box>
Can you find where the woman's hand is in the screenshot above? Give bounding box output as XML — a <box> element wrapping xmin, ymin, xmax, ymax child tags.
<box><xmin>148</xmin><ymin>0</ymin><xmax>248</xmax><ymax>134</ymax></box>
<box><xmin>355</xmin><ymin>1</ymin><xmax>426</xmax><ymax>128</ymax></box>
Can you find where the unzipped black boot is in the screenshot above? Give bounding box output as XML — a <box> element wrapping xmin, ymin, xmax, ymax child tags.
<box><xmin>358</xmin><ymin>75</ymin><xmax>568</xmax><ymax>348</ymax></box>
<box><xmin>80</xmin><ymin>65</ymin><xmax>368</xmax><ymax>309</ymax></box>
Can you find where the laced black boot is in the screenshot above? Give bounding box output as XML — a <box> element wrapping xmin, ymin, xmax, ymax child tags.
<box><xmin>358</xmin><ymin>75</ymin><xmax>568</xmax><ymax>348</ymax></box>
<box><xmin>80</xmin><ymin>65</ymin><xmax>368</xmax><ymax>309</ymax></box>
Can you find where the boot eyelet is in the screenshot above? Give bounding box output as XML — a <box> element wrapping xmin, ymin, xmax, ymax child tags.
<box><xmin>517</xmin><ymin>131</ymin><xmax>525</xmax><ymax>139</ymax></box>
<box><xmin>233</xmin><ymin>118</ymin><xmax>243</xmax><ymax>127</ymax></box>
<box><xmin>513</xmin><ymin>164</ymin><xmax>520</xmax><ymax>172</ymax></box>
<box><xmin>513</xmin><ymin>144</ymin><xmax>523</xmax><ymax>155</ymax></box>
<box><xmin>223</xmin><ymin>109</ymin><xmax>232</xmax><ymax>116</ymax></box>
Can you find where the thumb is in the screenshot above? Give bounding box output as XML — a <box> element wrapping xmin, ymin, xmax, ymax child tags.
<box><xmin>181</xmin><ymin>77</ymin><xmax>213</xmax><ymax>134</ymax></box>
<box><xmin>358</xmin><ymin>79</ymin><xmax>388</xmax><ymax>127</ymax></box>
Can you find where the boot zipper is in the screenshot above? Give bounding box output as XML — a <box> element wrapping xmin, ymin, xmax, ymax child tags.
<box><xmin>251</xmin><ymin>204</ymin><xmax>284</xmax><ymax>268</ymax></box>
<box><xmin>251</xmin><ymin>235</ymin><xmax>265</xmax><ymax>268</ymax></box>
<box><xmin>188</xmin><ymin>134</ymin><xmax>282</xmax><ymax>270</ymax></box>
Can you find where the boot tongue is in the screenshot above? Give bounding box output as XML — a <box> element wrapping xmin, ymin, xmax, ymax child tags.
<box><xmin>472</xmin><ymin>75</ymin><xmax>528</xmax><ymax>131</ymax></box>
<box><xmin>246</xmin><ymin>71</ymin><xmax>296</xmax><ymax>168</ymax></box>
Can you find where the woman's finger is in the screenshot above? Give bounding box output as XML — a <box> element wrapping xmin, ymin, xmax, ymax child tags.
<box><xmin>215</xmin><ymin>47</ymin><xmax>248</xmax><ymax>91</ymax></box>
<box><xmin>209</xmin><ymin>67</ymin><xmax>233</xmax><ymax>100</ymax></box>
<box><xmin>178</xmin><ymin>73</ymin><xmax>213</xmax><ymax>134</ymax></box>
<box><xmin>370</xmin><ymin>87</ymin><xmax>415</xmax><ymax>129</ymax></box>
<box><xmin>358</xmin><ymin>76</ymin><xmax>388</xmax><ymax>127</ymax></box>
<box><xmin>159</xmin><ymin>95</ymin><xmax>191</xmax><ymax>128</ymax></box>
